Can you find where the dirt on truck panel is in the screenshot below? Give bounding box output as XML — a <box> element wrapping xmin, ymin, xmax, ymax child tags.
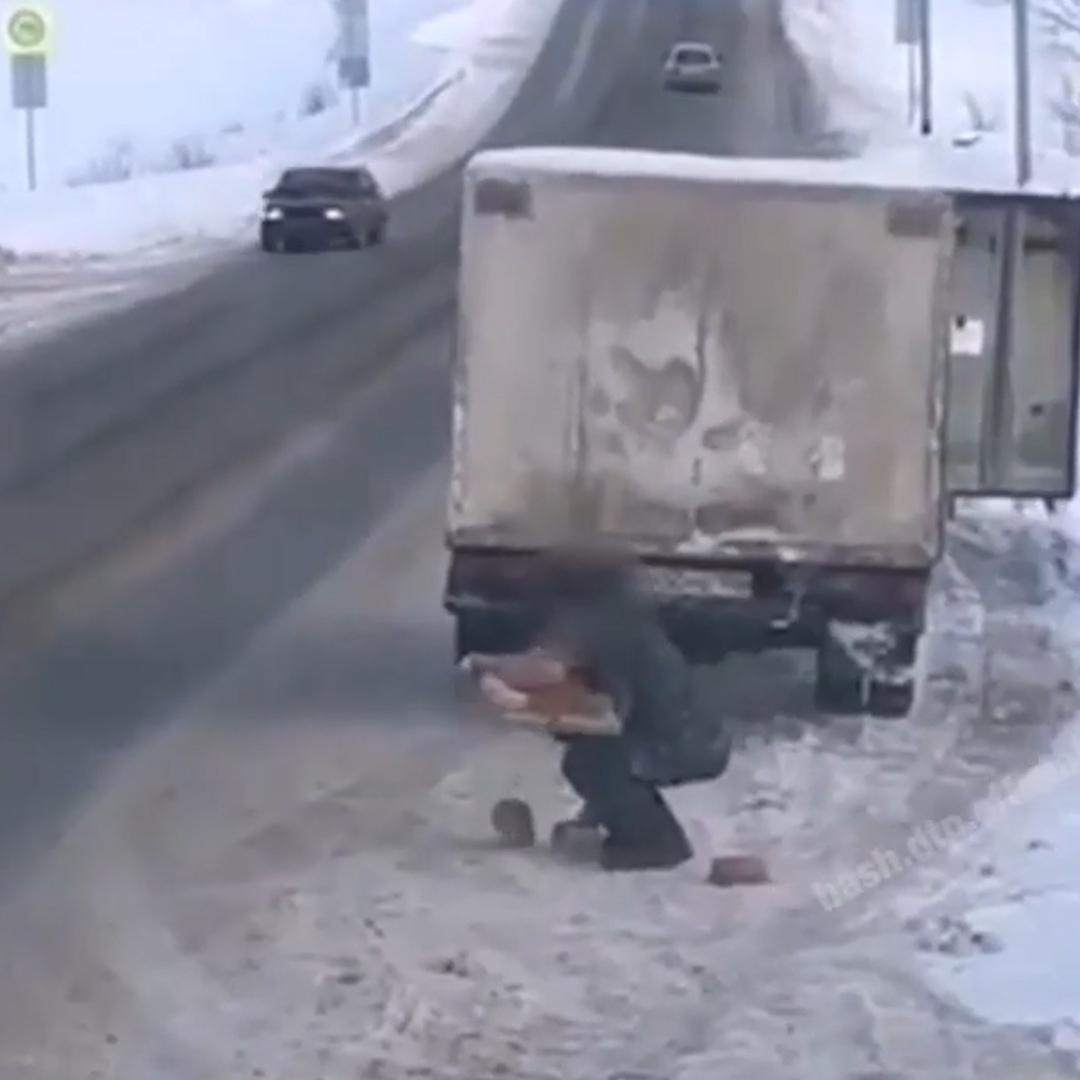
<box><xmin>446</xmin><ymin>150</ymin><xmax>960</xmax><ymax>716</ymax></box>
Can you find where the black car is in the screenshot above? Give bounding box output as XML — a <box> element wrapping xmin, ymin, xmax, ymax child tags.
<box><xmin>260</xmin><ymin>166</ymin><xmax>389</xmax><ymax>253</ymax></box>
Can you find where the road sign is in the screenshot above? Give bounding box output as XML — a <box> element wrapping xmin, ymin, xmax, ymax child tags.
<box><xmin>6</xmin><ymin>7</ymin><xmax>49</xmax><ymax>190</ymax></box>
<box><xmin>336</xmin><ymin>0</ymin><xmax>369</xmax><ymax>88</ymax></box>
<box><xmin>335</xmin><ymin>0</ymin><xmax>369</xmax><ymax>124</ymax></box>
<box><xmin>11</xmin><ymin>50</ymin><xmax>43</xmax><ymax>106</ymax></box>
<box><xmin>5</xmin><ymin>5</ymin><xmax>51</xmax><ymax>56</ymax></box>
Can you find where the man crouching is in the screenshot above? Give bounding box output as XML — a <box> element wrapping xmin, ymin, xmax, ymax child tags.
<box><xmin>466</xmin><ymin>548</ymin><xmax>732</xmax><ymax>872</ymax></box>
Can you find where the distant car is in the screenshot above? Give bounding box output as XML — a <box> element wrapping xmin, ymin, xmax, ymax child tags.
<box><xmin>663</xmin><ymin>42</ymin><xmax>722</xmax><ymax>94</ymax></box>
<box><xmin>260</xmin><ymin>166</ymin><xmax>388</xmax><ymax>253</ymax></box>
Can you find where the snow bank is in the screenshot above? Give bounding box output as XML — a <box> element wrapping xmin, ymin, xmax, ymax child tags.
<box><xmin>783</xmin><ymin>0</ymin><xmax>1064</xmax><ymax>164</ymax></box>
<box><xmin>0</xmin><ymin>0</ymin><xmax>457</xmax><ymax>192</ymax></box>
<box><xmin>782</xmin><ymin>0</ymin><xmax>911</xmax><ymax>147</ymax></box>
<box><xmin>356</xmin><ymin>0</ymin><xmax>564</xmax><ymax>197</ymax></box>
<box><xmin>912</xmin><ymin>707</ymin><xmax>1080</xmax><ymax>1049</ymax></box>
<box><xmin>783</xmin><ymin>0</ymin><xmax>1080</xmax><ymax>1051</ymax></box>
<box><xmin>0</xmin><ymin>0</ymin><xmax>561</xmax><ymax>260</ymax></box>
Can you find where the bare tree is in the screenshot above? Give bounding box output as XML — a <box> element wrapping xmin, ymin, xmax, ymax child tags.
<box><xmin>68</xmin><ymin>139</ymin><xmax>135</xmax><ymax>187</ymax></box>
<box><xmin>962</xmin><ymin>92</ymin><xmax>1002</xmax><ymax>133</ymax></box>
<box><xmin>1050</xmin><ymin>71</ymin><xmax>1080</xmax><ymax>151</ymax></box>
<box><xmin>1040</xmin><ymin>1</ymin><xmax>1080</xmax><ymax>150</ymax></box>
<box><xmin>1042</xmin><ymin>0</ymin><xmax>1080</xmax><ymax>61</ymax></box>
<box><xmin>166</xmin><ymin>136</ymin><xmax>215</xmax><ymax>172</ymax></box>
<box><xmin>299</xmin><ymin>81</ymin><xmax>334</xmax><ymax>117</ymax></box>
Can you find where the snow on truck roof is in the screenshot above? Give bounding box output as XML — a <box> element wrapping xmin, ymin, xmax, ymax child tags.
<box><xmin>467</xmin><ymin>146</ymin><xmax>1080</xmax><ymax>203</ymax></box>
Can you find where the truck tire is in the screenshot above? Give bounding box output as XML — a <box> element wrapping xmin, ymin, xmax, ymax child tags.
<box><xmin>815</xmin><ymin>625</ymin><xmax>918</xmax><ymax>718</ymax></box>
<box><xmin>867</xmin><ymin>676</ymin><xmax>916</xmax><ymax>719</ymax></box>
<box><xmin>814</xmin><ymin>634</ymin><xmax>865</xmax><ymax>714</ymax></box>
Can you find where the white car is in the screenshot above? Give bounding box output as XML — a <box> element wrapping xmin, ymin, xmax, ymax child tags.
<box><xmin>663</xmin><ymin>42</ymin><xmax>722</xmax><ymax>94</ymax></box>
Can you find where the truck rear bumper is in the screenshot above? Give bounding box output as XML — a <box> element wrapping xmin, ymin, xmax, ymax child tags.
<box><xmin>443</xmin><ymin>548</ymin><xmax>930</xmax><ymax>662</ymax></box>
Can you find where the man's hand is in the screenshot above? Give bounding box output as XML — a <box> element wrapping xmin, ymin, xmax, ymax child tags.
<box><xmin>476</xmin><ymin>673</ymin><xmax>530</xmax><ymax>712</ymax></box>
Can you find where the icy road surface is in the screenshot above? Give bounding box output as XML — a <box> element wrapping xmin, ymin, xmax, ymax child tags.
<box><xmin>2</xmin><ymin>470</ymin><xmax>1079</xmax><ymax>1079</ymax></box>
<box><xmin>1</xmin><ymin>0</ymin><xmax>1079</xmax><ymax>1077</ymax></box>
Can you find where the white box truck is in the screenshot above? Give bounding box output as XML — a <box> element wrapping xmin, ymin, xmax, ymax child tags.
<box><xmin>444</xmin><ymin>148</ymin><xmax>1080</xmax><ymax>717</ymax></box>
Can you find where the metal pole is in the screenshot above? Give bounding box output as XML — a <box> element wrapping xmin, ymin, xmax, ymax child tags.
<box><xmin>25</xmin><ymin>107</ymin><xmax>36</xmax><ymax>191</ymax></box>
<box><xmin>1013</xmin><ymin>0</ymin><xmax>1032</xmax><ymax>186</ymax></box>
<box><xmin>908</xmin><ymin>42</ymin><xmax>917</xmax><ymax>126</ymax></box>
<box><xmin>350</xmin><ymin>85</ymin><xmax>359</xmax><ymax>126</ymax></box>
<box><xmin>981</xmin><ymin>209</ymin><xmax>1021</xmax><ymax>487</ymax></box>
<box><xmin>919</xmin><ymin>0</ymin><xmax>933</xmax><ymax>134</ymax></box>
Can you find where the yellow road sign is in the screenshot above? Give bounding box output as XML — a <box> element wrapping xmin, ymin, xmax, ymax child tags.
<box><xmin>5</xmin><ymin>6</ymin><xmax>51</xmax><ymax>56</ymax></box>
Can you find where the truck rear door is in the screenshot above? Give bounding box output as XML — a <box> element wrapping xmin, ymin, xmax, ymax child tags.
<box><xmin>945</xmin><ymin>196</ymin><xmax>1080</xmax><ymax>498</ymax></box>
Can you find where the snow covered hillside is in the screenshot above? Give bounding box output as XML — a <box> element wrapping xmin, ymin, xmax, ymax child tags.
<box><xmin>784</xmin><ymin>0</ymin><xmax>1072</xmax><ymax>169</ymax></box>
<box><xmin>0</xmin><ymin>0</ymin><xmax>558</xmax><ymax>261</ymax></box>
<box><xmin>0</xmin><ymin>0</ymin><xmax>456</xmax><ymax>194</ymax></box>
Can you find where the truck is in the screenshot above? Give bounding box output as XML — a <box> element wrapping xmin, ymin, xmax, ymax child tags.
<box><xmin>444</xmin><ymin>147</ymin><xmax>1080</xmax><ymax>718</ymax></box>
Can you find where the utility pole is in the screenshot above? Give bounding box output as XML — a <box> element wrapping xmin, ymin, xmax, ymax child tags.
<box><xmin>336</xmin><ymin>0</ymin><xmax>369</xmax><ymax>131</ymax></box>
<box><xmin>919</xmin><ymin>0</ymin><xmax>933</xmax><ymax>134</ymax></box>
<box><xmin>1013</xmin><ymin>0</ymin><xmax>1032</xmax><ymax>185</ymax></box>
<box><xmin>908</xmin><ymin>39</ymin><xmax>918</xmax><ymax>126</ymax></box>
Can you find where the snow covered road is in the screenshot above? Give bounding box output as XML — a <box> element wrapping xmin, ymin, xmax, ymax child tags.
<box><xmin>3</xmin><ymin>1</ymin><xmax>1080</xmax><ymax>1076</ymax></box>
<box><xmin>3</xmin><ymin>458</ymin><xmax>1080</xmax><ymax>1078</ymax></box>
<box><xmin>4</xmin><ymin>0</ymin><xmax>1080</xmax><ymax>1076</ymax></box>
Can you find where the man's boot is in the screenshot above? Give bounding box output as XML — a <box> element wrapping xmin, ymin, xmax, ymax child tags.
<box><xmin>551</xmin><ymin>803</ymin><xmax>604</xmax><ymax>862</ymax></box>
<box><xmin>600</xmin><ymin>829</ymin><xmax>692</xmax><ymax>871</ymax></box>
<box><xmin>600</xmin><ymin>797</ymin><xmax>692</xmax><ymax>872</ymax></box>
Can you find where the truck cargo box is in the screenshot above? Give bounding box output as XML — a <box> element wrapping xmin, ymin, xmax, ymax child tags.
<box><xmin>450</xmin><ymin>148</ymin><xmax>955</xmax><ymax>569</ymax></box>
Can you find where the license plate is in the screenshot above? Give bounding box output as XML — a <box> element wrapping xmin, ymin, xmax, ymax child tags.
<box><xmin>641</xmin><ymin>565</ymin><xmax>753</xmax><ymax>600</ymax></box>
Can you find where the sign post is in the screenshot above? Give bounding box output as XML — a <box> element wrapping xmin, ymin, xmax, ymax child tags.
<box><xmin>895</xmin><ymin>0</ymin><xmax>919</xmax><ymax>125</ymax></box>
<box><xmin>895</xmin><ymin>0</ymin><xmax>931</xmax><ymax>133</ymax></box>
<box><xmin>5</xmin><ymin>5</ymin><xmax>52</xmax><ymax>191</ymax></box>
<box><xmin>335</xmin><ymin>0</ymin><xmax>370</xmax><ymax>128</ymax></box>
<box><xmin>918</xmin><ymin>0</ymin><xmax>932</xmax><ymax>135</ymax></box>
<box><xmin>1013</xmin><ymin>0</ymin><xmax>1032</xmax><ymax>186</ymax></box>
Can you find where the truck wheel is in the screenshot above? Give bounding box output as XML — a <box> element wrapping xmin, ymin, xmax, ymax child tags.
<box><xmin>816</xmin><ymin>624</ymin><xmax>919</xmax><ymax>717</ymax></box>
<box><xmin>867</xmin><ymin>628</ymin><xmax>918</xmax><ymax>718</ymax></box>
<box><xmin>867</xmin><ymin>677</ymin><xmax>916</xmax><ymax>719</ymax></box>
<box><xmin>814</xmin><ymin>636</ymin><xmax>865</xmax><ymax>714</ymax></box>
